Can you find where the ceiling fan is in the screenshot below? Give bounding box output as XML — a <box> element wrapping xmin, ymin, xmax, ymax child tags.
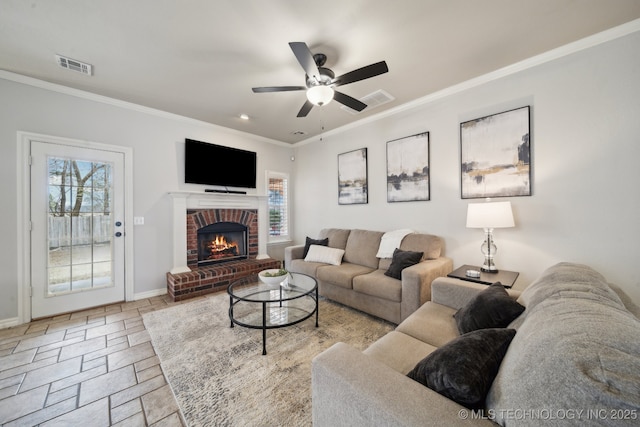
<box><xmin>252</xmin><ymin>42</ymin><xmax>389</xmax><ymax>117</ymax></box>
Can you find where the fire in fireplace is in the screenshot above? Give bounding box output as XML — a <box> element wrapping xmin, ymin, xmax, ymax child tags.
<box><xmin>206</xmin><ymin>235</ymin><xmax>238</xmax><ymax>258</ymax></box>
<box><xmin>197</xmin><ymin>221</ymin><xmax>248</xmax><ymax>265</ymax></box>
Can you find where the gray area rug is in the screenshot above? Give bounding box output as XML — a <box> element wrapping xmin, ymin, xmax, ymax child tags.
<box><xmin>143</xmin><ymin>292</ymin><xmax>394</xmax><ymax>427</ymax></box>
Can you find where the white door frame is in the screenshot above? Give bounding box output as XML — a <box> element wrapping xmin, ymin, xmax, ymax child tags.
<box><xmin>17</xmin><ymin>131</ymin><xmax>134</xmax><ymax>323</ymax></box>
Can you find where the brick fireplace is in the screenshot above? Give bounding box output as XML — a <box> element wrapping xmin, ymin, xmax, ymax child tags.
<box><xmin>186</xmin><ymin>208</ymin><xmax>256</xmax><ymax>268</ymax></box>
<box><xmin>166</xmin><ymin>192</ymin><xmax>281</xmax><ymax>301</ymax></box>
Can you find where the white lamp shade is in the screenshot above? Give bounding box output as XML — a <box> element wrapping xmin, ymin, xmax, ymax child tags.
<box><xmin>466</xmin><ymin>201</ymin><xmax>515</xmax><ymax>229</ymax></box>
<box><xmin>306</xmin><ymin>85</ymin><xmax>334</xmax><ymax>106</ymax></box>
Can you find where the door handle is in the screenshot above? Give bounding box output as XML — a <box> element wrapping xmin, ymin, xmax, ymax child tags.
<box><xmin>115</xmin><ymin>232</ymin><xmax>123</xmax><ymax>237</ymax></box>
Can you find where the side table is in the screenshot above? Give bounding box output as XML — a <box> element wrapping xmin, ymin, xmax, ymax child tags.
<box><xmin>447</xmin><ymin>264</ymin><xmax>519</xmax><ymax>288</ymax></box>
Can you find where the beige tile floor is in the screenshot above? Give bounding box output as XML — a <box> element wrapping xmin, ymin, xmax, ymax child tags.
<box><xmin>0</xmin><ymin>295</ymin><xmax>188</xmax><ymax>426</ymax></box>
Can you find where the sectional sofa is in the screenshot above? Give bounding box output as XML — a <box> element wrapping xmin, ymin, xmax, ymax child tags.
<box><xmin>311</xmin><ymin>262</ymin><xmax>640</xmax><ymax>426</ymax></box>
<box><xmin>284</xmin><ymin>228</ymin><xmax>453</xmax><ymax>324</ymax></box>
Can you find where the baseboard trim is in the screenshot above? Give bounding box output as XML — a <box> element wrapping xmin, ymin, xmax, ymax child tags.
<box><xmin>133</xmin><ymin>288</ymin><xmax>167</xmax><ymax>301</ymax></box>
<box><xmin>1</xmin><ymin>289</ymin><xmax>168</xmax><ymax>329</ymax></box>
<box><xmin>0</xmin><ymin>317</ymin><xmax>20</xmax><ymax>330</ymax></box>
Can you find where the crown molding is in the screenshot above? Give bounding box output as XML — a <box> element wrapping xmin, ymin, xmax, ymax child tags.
<box><xmin>0</xmin><ymin>70</ymin><xmax>290</xmax><ymax>148</ymax></box>
<box><xmin>2</xmin><ymin>18</ymin><xmax>638</xmax><ymax>149</ymax></box>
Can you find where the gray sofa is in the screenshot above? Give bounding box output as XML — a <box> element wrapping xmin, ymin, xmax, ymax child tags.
<box><xmin>312</xmin><ymin>262</ymin><xmax>640</xmax><ymax>426</ymax></box>
<box><xmin>284</xmin><ymin>228</ymin><xmax>453</xmax><ymax>324</ymax></box>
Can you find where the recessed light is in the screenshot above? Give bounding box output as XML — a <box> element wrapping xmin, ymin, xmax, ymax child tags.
<box><xmin>239</xmin><ymin>114</ymin><xmax>249</xmax><ymax>120</ymax></box>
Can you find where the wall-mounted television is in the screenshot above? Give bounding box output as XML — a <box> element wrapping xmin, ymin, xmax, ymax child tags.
<box><xmin>184</xmin><ymin>139</ymin><xmax>257</xmax><ymax>189</ymax></box>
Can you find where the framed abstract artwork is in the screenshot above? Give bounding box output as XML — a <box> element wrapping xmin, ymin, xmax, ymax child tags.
<box><xmin>338</xmin><ymin>148</ymin><xmax>368</xmax><ymax>205</ymax></box>
<box><xmin>386</xmin><ymin>132</ymin><xmax>430</xmax><ymax>202</ymax></box>
<box><xmin>460</xmin><ymin>106</ymin><xmax>531</xmax><ymax>199</ymax></box>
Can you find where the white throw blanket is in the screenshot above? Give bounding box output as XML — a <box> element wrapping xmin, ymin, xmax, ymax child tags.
<box><xmin>376</xmin><ymin>229</ymin><xmax>414</xmax><ymax>258</ymax></box>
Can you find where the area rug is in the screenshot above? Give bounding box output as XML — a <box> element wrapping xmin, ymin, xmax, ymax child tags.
<box><xmin>142</xmin><ymin>292</ymin><xmax>394</xmax><ymax>427</ymax></box>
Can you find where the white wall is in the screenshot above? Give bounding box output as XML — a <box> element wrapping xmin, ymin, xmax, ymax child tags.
<box><xmin>0</xmin><ymin>78</ymin><xmax>294</xmax><ymax>323</ymax></box>
<box><xmin>291</xmin><ymin>31</ymin><xmax>640</xmax><ymax>303</ymax></box>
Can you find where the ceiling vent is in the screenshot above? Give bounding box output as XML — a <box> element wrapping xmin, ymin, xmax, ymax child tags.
<box><xmin>341</xmin><ymin>89</ymin><xmax>395</xmax><ymax>114</ymax></box>
<box><xmin>55</xmin><ymin>54</ymin><xmax>92</xmax><ymax>76</ymax></box>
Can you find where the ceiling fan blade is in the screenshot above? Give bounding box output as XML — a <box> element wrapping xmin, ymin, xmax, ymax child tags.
<box><xmin>334</xmin><ymin>91</ymin><xmax>367</xmax><ymax>112</ymax></box>
<box><xmin>297</xmin><ymin>100</ymin><xmax>314</xmax><ymax>117</ymax></box>
<box><xmin>289</xmin><ymin>42</ymin><xmax>321</xmax><ymax>82</ymax></box>
<box><xmin>332</xmin><ymin>61</ymin><xmax>389</xmax><ymax>87</ymax></box>
<box><xmin>252</xmin><ymin>86</ymin><xmax>306</xmax><ymax>93</ymax></box>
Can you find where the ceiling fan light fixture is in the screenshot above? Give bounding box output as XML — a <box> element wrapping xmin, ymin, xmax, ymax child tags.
<box><xmin>306</xmin><ymin>85</ymin><xmax>334</xmax><ymax>106</ymax></box>
<box><xmin>252</xmin><ymin>41</ymin><xmax>388</xmax><ymax>117</ymax></box>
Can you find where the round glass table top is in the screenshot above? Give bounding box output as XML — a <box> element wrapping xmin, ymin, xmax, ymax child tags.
<box><xmin>227</xmin><ymin>272</ymin><xmax>317</xmax><ymax>303</ymax></box>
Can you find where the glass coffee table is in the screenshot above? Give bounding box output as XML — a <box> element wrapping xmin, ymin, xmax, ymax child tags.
<box><xmin>228</xmin><ymin>272</ymin><xmax>318</xmax><ymax>355</ymax></box>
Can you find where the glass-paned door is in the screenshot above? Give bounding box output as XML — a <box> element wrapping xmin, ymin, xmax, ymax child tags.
<box><xmin>47</xmin><ymin>158</ymin><xmax>113</xmax><ymax>294</ymax></box>
<box><xmin>31</xmin><ymin>141</ymin><xmax>125</xmax><ymax>318</ymax></box>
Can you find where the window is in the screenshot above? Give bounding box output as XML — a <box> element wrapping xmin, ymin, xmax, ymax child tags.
<box><xmin>267</xmin><ymin>171</ymin><xmax>290</xmax><ymax>241</ymax></box>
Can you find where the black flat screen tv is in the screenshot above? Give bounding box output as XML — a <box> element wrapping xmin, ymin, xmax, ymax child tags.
<box><xmin>184</xmin><ymin>139</ymin><xmax>257</xmax><ymax>188</ymax></box>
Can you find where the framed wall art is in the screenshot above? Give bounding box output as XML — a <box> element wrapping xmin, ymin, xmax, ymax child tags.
<box><xmin>386</xmin><ymin>132</ymin><xmax>430</xmax><ymax>202</ymax></box>
<box><xmin>338</xmin><ymin>148</ymin><xmax>368</xmax><ymax>205</ymax></box>
<box><xmin>460</xmin><ymin>106</ymin><xmax>531</xmax><ymax>199</ymax></box>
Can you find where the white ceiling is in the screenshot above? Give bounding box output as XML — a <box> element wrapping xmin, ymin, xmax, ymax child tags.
<box><xmin>2</xmin><ymin>0</ymin><xmax>640</xmax><ymax>144</ymax></box>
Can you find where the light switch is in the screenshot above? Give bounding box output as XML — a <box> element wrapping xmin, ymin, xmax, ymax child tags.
<box><xmin>134</xmin><ymin>217</ymin><xmax>145</xmax><ymax>225</ymax></box>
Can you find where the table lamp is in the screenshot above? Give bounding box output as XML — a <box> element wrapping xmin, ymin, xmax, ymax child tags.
<box><xmin>466</xmin><ymin>201</ymin><xmax>515</xmax><ymax>272</ymax></box>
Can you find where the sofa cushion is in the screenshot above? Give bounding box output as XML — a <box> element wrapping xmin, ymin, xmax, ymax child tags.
<box><xmin>384</xmin><ymin>248</ymin><xmax>423</xmax><ymax>280</ymax></box>
<box><xmin>318</xmin><ymin>228</ymin><xmax>351</xmax><ymax>250</ymax></box>
<box><xmin>364</xmin><ymin>331</ymin><xmax>437</xmax><ymax>374</ymax></box>
<box><xmin>487</xmin><ymin>263</ymin><xmax>640</xmax><ymax>424</ymax></box>
<box><xmin>395</xmin><ymin>301</ymin><xmax>460</xmax><ymax>348</ymax></box>
<box><xmin>316</xmin><ymin>263</ymin><xmax>375</xmax><ymax>289</ymax></box>
<box><xmin>453</xmin><ymin>282</ymin><xmax>525</xmax><ymax>334</ymax></box>
<box><xmin>343</xmin><ymin>229</ymin><xmax>384</xmax><ymax>269</ymax></box>
<box><xmin>303</xmin><ymin>236</ymin><xmax>328</xmax><ymax>258</ymax></box>
<box><xmin>399</xmin><ymin>233</ymin><xmax>443</xmax><ymax>260</ymax></box>
<box><xmin>288</xmin><ymin>259</ymin><xmax>326</xmax><ymax>277</ymax></box>
<box><xmin>304</xmin><ymin>245</ymin><xmax>345</xmax><ymax>265</ymax></box>
<box><xmin>407</xmin><ymin>328</ymin><xmax>516</xmax><ymax>409</ymax></box>
<box><xmin>353</xmin><ymin>269</ymin><xmax>402</xmax><ymax>302</ymax></box>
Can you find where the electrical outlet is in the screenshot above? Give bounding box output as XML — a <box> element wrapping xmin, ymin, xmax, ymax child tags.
<box><xmin>134</xmin><ymin>217</ymin><xmax>144</xmax><ymax>225</ymax></box>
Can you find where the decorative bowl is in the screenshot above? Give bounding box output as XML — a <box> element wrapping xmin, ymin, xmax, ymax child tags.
<box><xmin>258</xmin><ymin>269</ymin><xmax>289</xmax><ymax>286</ymax></box>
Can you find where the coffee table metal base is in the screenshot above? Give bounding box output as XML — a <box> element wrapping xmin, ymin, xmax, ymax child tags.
<box><xmin>229</xmin><ymin>298</ymin><xmax>318</xmax><ymax>355</ymax></box>
<box><xmin>228</xmin><ymin>274</ymin><xmax>319</xmax><ymax>355</ymax></box>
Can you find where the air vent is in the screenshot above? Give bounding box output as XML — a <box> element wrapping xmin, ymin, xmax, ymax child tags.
<box><xmin>55</xmin><ymin>55</ymin><xmax>93</xmax><ymax>76</ymax></box>
<box><xmin>341</xmin><ymin>89</ymin><xmax>395</xmax><ymax>114</ymax></box>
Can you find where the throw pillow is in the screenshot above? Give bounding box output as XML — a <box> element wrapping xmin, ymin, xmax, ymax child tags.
<box><xmin>303</xmin><ymin>236</ymin><xmax>329</xmax><ymax>258</ymax></box>
<box><xmin>407</xmin><ymin>328</ymin><xmax>516</xmax><ymax>409</ymax></box>
<box><xmin>384</xmin><ymin>248</ymin><xmax>423</xmax><ymax>279</ymax></box>
<box><xmin>304</xmin><ymin>245</ymin><xmax>345</xmax><ymax>266</ymax></box>
<box><xmin>454</xmin><ymin>282</ymin><xmax>525</xmax><ymax>335</ymax></box>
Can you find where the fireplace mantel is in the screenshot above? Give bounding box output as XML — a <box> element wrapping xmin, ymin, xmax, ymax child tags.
<box><xmin>168</xmin><ymin>191</ymin><xmax>269</xmax><ymax>274</ymax></box>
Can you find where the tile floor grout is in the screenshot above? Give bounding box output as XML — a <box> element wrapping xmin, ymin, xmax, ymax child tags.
<box><xmin>0</xmin><ymin>294</ymin><xmax>197</xmax><ymax>426</ymax></box>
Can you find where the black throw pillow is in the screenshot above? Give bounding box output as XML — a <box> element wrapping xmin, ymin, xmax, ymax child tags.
<box><xmin>303</xmin><ymin>237</ymin><xmax>329</xmax><ymax>258</ymax></box>
<box><xmin>407</xmin><ymin>328</ymin><xmax>516</xmax><ymax>409</ymax></box>
<box><xmin>384</xmin><ymin>248</ymin><xmax>423</xmax><ymax>280</ymax></box>
<box><xmin>454</xmin><ymin>282</ymin><xmax>525</xmax><ymax>335</ymax></box>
